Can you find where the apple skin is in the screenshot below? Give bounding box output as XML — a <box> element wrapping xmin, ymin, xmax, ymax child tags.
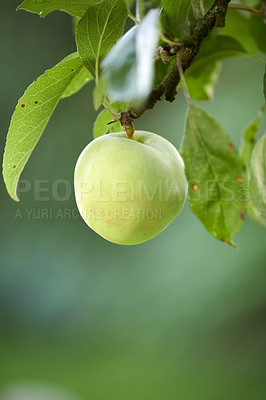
<box><xmin>74</xmin><ymin>130</ymin><xmax>188</xmax><ymax>245</ymax></box>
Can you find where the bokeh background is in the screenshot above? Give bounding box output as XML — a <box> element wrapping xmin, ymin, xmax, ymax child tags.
<box><xmin>0</xmin><ymin>1</ymin><xmax>266</xmax><ymax>399</ymax></box>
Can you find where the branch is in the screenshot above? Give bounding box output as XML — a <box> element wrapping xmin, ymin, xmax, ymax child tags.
<box><xmin>124</xmin><ymin>0</ymin><xmax>231</xmax><ymax>123</ymax></box>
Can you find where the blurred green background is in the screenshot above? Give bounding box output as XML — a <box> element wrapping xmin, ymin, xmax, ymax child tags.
<box><xmin>0</xmin><ymin>1</ymin><xmax>266</xmax><ymax>399</ymax></box>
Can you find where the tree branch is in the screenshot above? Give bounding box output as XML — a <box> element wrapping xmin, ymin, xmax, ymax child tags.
<box><xmin>123</xmin><ymin>0</ymin><xmax>231</xmax><ymax>123</ymax></box>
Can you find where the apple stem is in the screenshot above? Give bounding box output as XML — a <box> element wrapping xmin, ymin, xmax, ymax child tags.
<box><xmin>125</xmin><ymin>124</ymin><xmax>135</xmax><ymax>139</ymax></box>
<box><xmin>120</xmin><ymin>112</ymin><xmax>135</xmax><ymax>138</ymax></box>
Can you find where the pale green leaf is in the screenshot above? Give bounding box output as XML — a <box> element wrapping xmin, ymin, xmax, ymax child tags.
<box><xmin>161</xmin><ymin>0</ymin><xmax>214</xmax><ymax>39</ymax></box>
<box><xmin>249</xmin><ymin>133</ymin><xmax>266</xmax><ymax>225</ymax></box>
<box><xmin>102</xmin><ymin>9</ymin><xmax>159</xmax><ymax>101</ymax></box>
<box><xmin>93</xmin><ymin>76</ymin><xmax>107</xmax><ymax>110</ymax></box>
<box><xmin>76</xmin><ymin>0</ymin><xmax>128</xmax><ymax>80</ymax></box>
<box><xmin>240</xmin><ymin>103</ymin><xmax>266</xmax><ymax>170</ymax></box>
<box><xmin>186</xmin><ymin>61</ymin><xmax>222</xmax><ymax>101</ymax></box>
<box><xmin>17</xmin><ymin>0</ymin><xmax>97</xmax><ymax>18</ymax></box>
<box><xmin>3</xmin><ymin>53</ymin><xmax>84</xmax><ymax>201</ymax></box>
<box><xmin>180</xmin><ymin>103</ymin><xmax>247</xmax><ymax>246</ymax></box>
<box><xmin>247</xmin><ymin>202</ymin><xmax>266</xmax><ymax>227</ymax></box>
<box><xmin>93</xmin><ymin>107</ymin><xmax>122</xmax><ymax>138</ymax></box>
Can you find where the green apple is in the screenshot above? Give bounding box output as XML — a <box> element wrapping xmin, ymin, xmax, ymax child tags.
<box><xmin>74</xmin><ymin>130</ymin><xmax>188</xmax><ymax>245</ymax></box>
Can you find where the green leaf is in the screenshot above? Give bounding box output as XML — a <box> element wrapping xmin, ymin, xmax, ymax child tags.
<box><xmin>241</xmin><ymin>0</ymin><xmax>261</xmax><ymax>6</ymax></box>
<box><xmin>93</xmin><ymin>105</ymin><xmax>122</xmax><ymax>138</ymax></box>
<box><xmin>138</xmin><ymin>0</ymin><xmax>146</xmax><ymax>19</ymax></box>
<box><xmin>247</xmin><ymin>202</ymin><xmax>266</xmax><ymax>227</ymax></box>
<box><xmin>221</xmin><ymin>9</ymin><xmax>257</xmax><ymax>53</ymax></box>
<box><xmin>186</xmin><ymin>61</ymin><xmax>222</xmax><ymax>101</ymax></box>
<box><xmin>240</xmin><ymin>103</ymin><xmax>266</xmax><ymax>170</ymax></box>
<box><xmin>191</xmin><ymin>35</ymin><xmax>247</xmax><ymax>67</ymax></box>
<box><xmin>2</xmin><ymin>53</ymin><xmax>84</xmax><ymax>201</ymax></box>
<box><xmin>180</xmin><ymin>103</ymin><xmax>246</xmax><ymax>246</ymax></box>
<box><xmin>76</xmin><ymin>0</ymin><xmax>128</xmax><ymax>81</ymax></box>
<box><xmin>17</xmin><ymin>0</ymin><xmax>97</xmax><ymax>18</ymax></box>
<box><xmin>161</xmin><ymin>0</ymin><xmax>213</xmax><ymax>39</ymax></box>
<box><xmin>249</xmin><ymin>12</ymin><xmax>266</xmax><ymax>54</ymax></box>
<box><xmin>153</xmin><ymin>56</ymin><xmax>175</xmax><ymax>87</ymax></box>
<box><xmin>93</xmin><ymin>76</ymin><xmax>108</xmax><ymax>110</ymax></box>
<box><xmin>101</xmin><ymin>9</ymin><xmax>159</xmax><ymax>101</ymax></box>
<box><xmin>249</xmin><ymin>133</ymin><xmax>266</xmax><ymax>225</ymax></box>
<box><xmin>185</xmin><ymin>35</ymin><xmax>247</xmax><ymax>101</ymax></box>
<box><xmin>62</xmin><ymin>65</ymin><xmax>92</xmax><ymax>98</ymax></box>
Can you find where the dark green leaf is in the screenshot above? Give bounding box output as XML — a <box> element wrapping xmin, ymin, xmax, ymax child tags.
<box><xmin>249</xmin><ymin>12</ymin><xmax>266</xmax><ymax>54</ymax></box>
<box><xmin>240</xmin><ymin>103</ymin><xmax>266</xmax><ymax>170</ymax></box>
<box><xmin>186</xmin><ymin>61</ymin><xmax>221</xmax><ymax>101</ymax></box>
<box><xmin>102</xmin><ymin>9</ymin><xmax>159</xmax><ymax>101</ymax></box>
<box><xmin>76</xmin><ymin>0</ymin><xmax>128</xmax><ymax>80</ymax></box>
<box><xmin>249</xmin><ymin>133</ymin><xmax>266</xmax><ymax>225</ymax></box>
<box><xmin>191</xmin><ymin>35</ymin><xmax>247</xmax><ymax>66</ymax></box>
<box><xmin>180</xmin><ymin>103</ymin><xmax>247</xmax><ymax>246</ymax></box>
<box><xmin>161</xmin><ymin>0</ymin><xmax>213</xmax><ymax>39</ymax></box>
<box><xmin>2</xmin><ymin>53</ymin><xmax>84</xmax><ymax>201</ymax></box>
<box><xmin>17</xmin><ymin>0</ymin><xmax>97</xmax><ymax>18</ymax></box>
<box><xmin>153</xmin><ymin>56</ymin><xmax>175</xmax><ymax>87</ymax></box>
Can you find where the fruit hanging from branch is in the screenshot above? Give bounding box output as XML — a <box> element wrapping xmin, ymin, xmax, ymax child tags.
<box><xmin>74</xmin><ymin>130</ymin><xmax>188</xmax><ymax>245</ymax></box>
<box><xmin>2</xmin><ymin>0</ymin><xmax>266</xmax><ymax>246</ymax></box>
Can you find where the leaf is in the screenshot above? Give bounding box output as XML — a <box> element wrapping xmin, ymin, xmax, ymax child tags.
<box><xmin>184</xmin><ymin>35</ymin><xmax>247</xmax><ymax>101</ymax></box>
<box><xmin>2</xmin><ymin>53</ymin><xmax>84</xmax><ymax>201</ymax></box>
<box><xmin>17</xmin><ymin>0</ymin><xmax>96</xmax><ymax>18</ymax></box>
<box><xmin>249</xmin><ymin>12</ymin><xmax>266</xmax><ymax>54</ymax></box>
<box><xmin>221</xmin><ymin>9</ymin><xmax>257</xmax><ymax>53</ymax></box>
<box><xmin>153</xmin><ymin>56</ymin><xmax>175</xmax><ymax>86</ymax></box>
<box><xmin>249</xmin><ymin>133</ymin><xmax>266</xmax><ymax>225</ymax></box>
<box><xmin>190</xmin><ymin>35</ymin><xmax>247</xmax><ymax>67</ymax></box>
<box><xmin>62</xmin><ymin>65</ymin><xmax>92</xmax><ymax>98</ymax></box>
<box><xmin>137</xmin><ymin>0</ymin><xmax>161</xmax><ymax>19</ymax></box>
<box><xmin>186</xmin><ymin>61</ymin><xmax>222</xmax><ymax>101</ymax></box>
<box><xmin>240</xmin><ymin>103</ymin><xmax>266</xmax><ymax>170</ymax></box>
<box><xmin>76</xmin><ymin>0</ymin><xmax>128</xmax><ymax>80</ymax></box>
<box><xmin>161</xmin><ymin>0</ymin><xmax>214</xmax><ymax>39</ymax></box>
<box><xmin>101</xmin><ymin>9</ymin><xmax>160</xmax><ymax>101</ymax></box>
<box><xmin>93</xmin><ymin>76</ymin><xmax>107</xmax><ymax>110</ymax></box>
<box><xmin>180</xmin><ymin>103</ymin><xmax>247</xmax><ymax>246</ymax></box>
<box><xmin>93</xmin><ymin>104</ymin><xmax>122</xmax><ymax>138</ymax></box>
<box><xmin>247</xmin><ymin>202</ymin><xmax>266</xmax><ymax>227</ymax></box>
